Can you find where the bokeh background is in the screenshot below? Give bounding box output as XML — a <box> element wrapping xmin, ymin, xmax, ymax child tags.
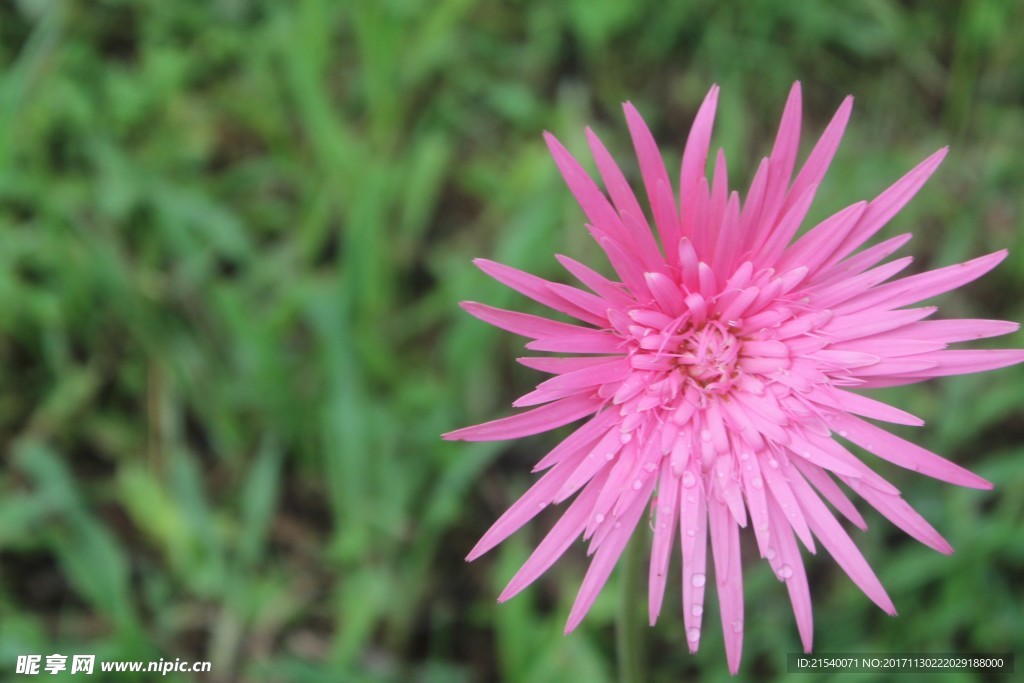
<box><xmin>1</xmin><ymin>1</ymin><xmax>1023</xmax><ymax>681</ymax></box>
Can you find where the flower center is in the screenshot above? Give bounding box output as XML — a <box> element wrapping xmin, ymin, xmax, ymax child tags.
<box><xmin>677</xmin><ymin>322</ymin><xmax>740</xmax><ymax>394</ymax></box>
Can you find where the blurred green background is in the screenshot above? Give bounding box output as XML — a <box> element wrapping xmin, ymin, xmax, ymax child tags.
<box><xmin>1</xmin><ymin>0</ymin><xmax>1022</xmax><ymax>681</ymax></box>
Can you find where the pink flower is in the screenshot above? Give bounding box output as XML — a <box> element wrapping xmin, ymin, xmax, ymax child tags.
<box><xmin>444</xmin><ymin>83</ymin><xmax>1023</xmax><ymax>673</ymax></box>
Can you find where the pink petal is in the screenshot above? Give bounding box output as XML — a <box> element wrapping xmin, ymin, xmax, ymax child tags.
<box><xmin>878</xmin><ymin>349</ymin><xmax>1024</xmax><ymax>379</ymax></box>
<box><xmin>760</xmin><ymin>455</ymin><xmax>816</xmax><ymax>552</ymax></box>
<box><xmin>868</xmin><ymin>319</ymin><xmax>1019</xmax><ymax>344</ymax></box>
<box><xmin>623</xmin><ymin>102</ymin><xmax>680</xmax><ymax>257</ymax></box>
<box><xmin>555</xmin><ymin>253</ymin><xmax>635</xmax><ymax>307</ymax></box>
<box><xmin>820</xmin><ymin>306</ymin><xmax>936</xmax><ymax>341</ymax></box>
<box><xmin>814</xmin><ymin>388</ymin><xmax>924</xmax><ymax>426</ymax></box>
<box><xmin>588</xmin><ymin>227</ymin><xmax>652</xmax><ymax>297</ymax></box>
<box><xmin>443</xmin><ymin>394</ymin><xmax>601</xmax><ymax>442</ymax></box>
<box><xmin>532</xmin><ymin>409</ymin><xmax>619</xmax><ymax>472</ymax></box>
<box><xmin>831</xmin><ymin>414</ymin><xmax>992</xmax><ymax>489</ymax></box>
<box><xmin>460</xmin><ymin>301</ymin><xmax>596</xmax><ymax>340</ymax></box>
<box><xmin>841</xmin><ymin>476</ymin><xmax>953</xmax><ymax>554</ymax></box>
<box><xmin>679</xmin><ymin>85</ymin><xmax>720</xmax><ymax>245</ymax></box>
<box><xmin>821</xmin><ymin>233</ymin><xmax>913</xmax><ymax>284</ymax></box>
<box><xmin>474</xmin><ymin>259</ymin><xmax>606</xmax><ymax>325</ymax></box>
<box><xmin>565</xmin><ymin>479</ymin><xmax>652</xmax><ymax>632</ymax></box>
<box><xmin>465</xmin><ymin>444</ymin><xmax>593</xmax><ymax>560</ymax></box>
<box><xmin>500</xmin><ymin>469</ymin><xmax>608</xmax><ymax>601</ymax></box>
<box><xmin>709</xmin><ymin>498</ymin><xmax>745</xmax><ymax>674</ymax></box>
<box><xmin>766</xmin><ymin>494</ymin><xmax>814</xmax><ymax>651</ymax></box>
<box><xmin>783</xmin><ymin>95</ymin><xmax>853</xmax><ymax>218</ymax></box>
<box><xmin>754</xmin><ymin>183</ymin><xmax>819</xmax><ymax>267</ymax></box>
<box><xmin>811</xmin><ymin>256</ymin><xmax>914</xmax><ymax>309</ymax></box>
<box><xmin>761</xmin><ymin>82</ymin><xmax>803</xmax><ymax>226</ymax></box>
<box><xmin>649</xmin><ymin>460</ymin><xmax>680</xmax><ymax>624</ymax></box>
<box><xmin>554</xmin><ymin>427</ymin><xmax>622</xmax><ymax>503</ymax></box>
<box><xmin>517</xmin><ymin>355</ymin><xmax>620</xmax><ymax>375</ymax></box>
<box><xmin>825</xmin><ymin>148</ymin><xmax>947</xmax><ymax>270</ymax></box>
<box><xmin>545</xmin><ymin>132</ymin><xmax>632</xmax><ymax>247</ymax></box>
<box><xmin>525</xmin><ymin>333</ymin><xmax>625</xmax><ymax>354</ymax></box>
<box><xmin>776</xmin><ymin>201</ymin><xmax>867</xmax><ymax>276</ymax></box>
<box><xmin>840</xmin><ymin>251</ymin><xmax>1007</xmax><ymax>314</ymax></box>
<box><xmin>790</xmin><ymin>457</ymin><xmax>867</xmax><ymax>530</ymax></box>
<box><xmin>680</xmin><ymin>465</ymin><xmax>709</xmax><ymax>652</ymax></box>
<box><xmin>787</xmin><ymin>467</ymin><xmax>896</xmax><ymax>615</ymax></box>
<box><xmin>585</xmin><ymin>127</ymin><xmax>665</xmax><ymax>269</ymax></box>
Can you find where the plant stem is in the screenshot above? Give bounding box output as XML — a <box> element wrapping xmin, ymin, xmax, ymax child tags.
<box><xmin>616</xmin><ymin>533</ymin><xmax>646</xmax><ymax>683</ymax></box>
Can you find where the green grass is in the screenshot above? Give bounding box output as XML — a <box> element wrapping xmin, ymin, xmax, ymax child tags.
<box><xmin>1</xmin><ymin>1</ymin><xmax>1022</xmax><ymax>681</ymax></box>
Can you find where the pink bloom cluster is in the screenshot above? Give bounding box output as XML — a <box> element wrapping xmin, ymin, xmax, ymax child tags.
<box><xmin>445</xmin><ymin>83</ymin><xmax>1023</xmax><ymax>673</ymax></box>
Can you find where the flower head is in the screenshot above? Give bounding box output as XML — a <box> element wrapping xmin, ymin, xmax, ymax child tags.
<box><xmin>444</xmin><ymin>83</ymin><xmax>1023</xmax><ymax>673</ymax></box>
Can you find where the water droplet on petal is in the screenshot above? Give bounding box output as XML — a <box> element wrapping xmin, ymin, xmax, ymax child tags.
<box><xmin>661</xmin><ymin>505</ymin><xmax>672</xmax><ymax>515</ymax></box>
<box><xmin>691</xmin><ymin>573</ymin><xmax>706</xmax><ymax>588</ymax></box>
<box><xmin>691</xmin><ymin>604</ymin><xmax>703</xmax><ymax>617</ymax></box>
<box><xmin>594</xmin><ymin>513</ymin><xmax>605</xmax><ymax>524</ymax></box>
<box><xmin>740</xmin><ymin>452</ymin><xmax>750</xmax><ymax>461</ymax></box>
<box><xmin>765</xmin><ymin>547</ymin><xmax>776</xmax><ymax>560</ymax></box>
<box><xmin>537</xmin><ymin>502</ymin><xmax>546</xmax><ymax>509</ymax></box>
<box><xmin>839</xmin><ymin>430</ymin><xmax>848</xmax><ymax>437</ymax></box>
<box><xmin>732</xmin><ymin>620</ymin><xmax>743</xmax><ymax>633</ymax></box>
<box><xmin>687</xmin><ymin>528</ymin><xmax>696</xmax><ymax>537</ymax></box>
<box><xmin>643</xmin><ymin>462</ymin><xmax>657</xmax><ymax>473</ymax></box>
<box><xmin>751</xmin><ymin>476</ymin><xmax>763</xmax><ymax>489</ymax></box>
<box><xmin>801</xmin><ymin>451</ymin><xmax>811</xmax><ymax>459</ymax></box>
<box><xmin>606</xmin><ymin>451</ymin><xmax>616</xmax><ymax>460</ymax></box>
<box><xmin>779</xmin><ymin>564</ymin><xmax>794</xmax><ymax>579</ymax></box>
<box><xmin>687</xmin><ymin>627</ymin><xmax>700</xmax><ymax>642</ymax></box>
<box><xmin>769</xmin><ymin>460</ymin><xmax>779</xmax><ymax>468</ymax></box>
<box><xmin>682</xmin><ymin>471</ymin><xmax>696</xmax><ymax>488</ymax></box>
<box><xmin>700</xmin><ymin>430</ymin><xmax>711</xmax><ymax>442</ymax></box>
<box><xmin>632</xmin><ymin>479</ymin><xmax>643</xmax><ymax>490</ymax></box>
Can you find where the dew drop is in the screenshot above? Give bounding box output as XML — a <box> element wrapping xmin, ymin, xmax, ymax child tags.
<box><xmin>605</xmin><ymin>451</ymin><xmax>616</xmax><ymax>460</ymax></box>
<box><xmin>779</xmin><ymin>564</ymin><xmax>794</xmax><ymax>580</ymax></box>
<box><xmin>691</xmin><ymin>604</ymin><xmax>703</xmax><ymax>617</ymax></box>
<box><xmin>537</xmin><ymin>502</ymin><xmax>547</xmax><ymax>509</ymax></box>
<box><xmin>801</xmin><ymin>451</ymin><xmax>811</xmax><ymax>459</ymax></box>
<box><xmin>661</xmin><ymin>505</ymin><xmax>672</xmax><ymax>515</ymax></box>
<box><xmin>769</xmin><ymin>460</ymin><xmax>779</xmax><ymax>468</ymax></box>
<box><xmin>687</xmin><ymin>627</ymin><xmax>700</xmax><ymax>642</ymax></box>
<box><xmin>620</xmin><ymin>432</ymin><xmax>633</xmax><ymax>444</ymax></box>
<box><xmin>632</xmin><ymin>479</ymin><xmax>643</xmax><ymax>490</ymax></box>
<box><xmin>614</xmin><ymin>521</ymin><xmax>622</xmax><ymax>529</ymax></box>
<box><xmin>839</xmin><ymin>430</ymin><xmax>848</xmax><ymax>437</ymax></box>
<box><xmin>594</xmin><ymin>513</ymin><xmax>605</xmax><ymax>524</ymax></box>
<box><xmin>765</xmin><ymin>547</ymin><xmax>776</xmax><ymax>561</ymax></box>
<box><xmin>700</xmin><ymin>430</ymin><xmax>712</xmax><ymax>442</ymax></box>
<box><xmin>687</xmin><ymin>528</ymin><xmax>696</xmax><ymax>537</ymax></box>
<box><xmin>751</xmin><ymin>476</ymin><xmax>763</xmax><ymax>489</ymax></box>
<box><xmin>732</xmin><ymin>620</ymin><xmax>743</xmax><ymax>633</ymax></box>
<box><xmin>682</xmin><ymin>471</ymin><xmax>696</xmax><ymax>488</ymax></box>
<box><xmin>691</xmin><ymin>573</ymin><xmax>706</xmax><ymax>588</ymax></box>
<box><xmin>643</xmin><ymin>462</ymin><xmax>657</xmax><ymax>473</ymax></box>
